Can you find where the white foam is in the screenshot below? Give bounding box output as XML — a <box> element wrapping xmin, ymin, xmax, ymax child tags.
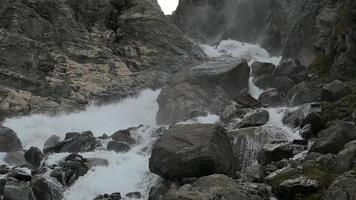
<box><xmin>3</xmin><ymin>89</ymin><xmax>160</xmax><ymax>149</ymax></box>
<box><xmin>178</xmin><ymin>114</ymin><xmax>220</xmax><ymax>125</ymax></box>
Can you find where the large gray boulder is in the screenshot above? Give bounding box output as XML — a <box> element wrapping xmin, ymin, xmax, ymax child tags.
<box><xmin>149</xmin><ymin>124</ymin><xmax>235</xmax><ymax>179</ymax></box>
<box><xmin>335</xmin><ymin>140</ymin><xmax>356</xmax><ymax>172</ymax></box>
<box><xmin>163</xmin><ymin>174</ymin><xmax>269</xmax><ymax>200</ymax></box>
<box><xmin>0</xmin><ymin>126</ymin><xmax>23</xmax><ymax>152</ymax></box>
<box><xmin>322</xmin><ymin>171</ymin><xmax>356</xmax><ymax>200</ymax></box>
<box><xmin>25</xmin><ymin>147</ymin><xmax>45</xmax><ymax>169</ymax></box>
<box><xmin>311</xmin><ymin>120</ymin><xmax>356</xmax><ymax>154</ymax></box>
<box><xmin>30</xmin><ymin>177</ymin><xmax>64</xmax><ymax>200</ymax></box>
<box><xmin>156</xmin><ymin>57</ymin><xmax>250</xmax><ymax>125</ymax></box>
<box><xmin>236</xmin><ymin>109</ymin><xmax>269</xmax><ymax>128</ymax></box>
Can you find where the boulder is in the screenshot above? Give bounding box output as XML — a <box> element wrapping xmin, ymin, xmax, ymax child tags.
<box><xmin>3</xmin><ymin>179</ymin><xmax>36</xmax><ymax>200</ymax></box>
<box><xmin>30</xmin><ymin>177</ymin><xmax>64</xmax><ymax>200</ymax></box>
<box><xmin>125</xmin><ymin>192</ymin><xmax>141</xmax><ymax>199</ymax></box>
<box><xmin>49</xmin><ymin>154</ymin><xmax>89</xmax><ymax>186</ymax></box>
<box><xmin>0</xmin><ymin>126</ymin><xmax>23</xmax><ymax>152</ymax></box>
<box><xmin>258</xmin><ymin>88</ymin><xmax>285</xmax><ymax>107</ymax></box>
<box><xmin>236</xmin><ymin>109</ymin><xmax>269</xmax><ymax>128</ymax></box>
<box><xmin>111</xmin><ymin>129</ymin><xmax>136</xmax><ymax>145</ymax></box>
<box><xmin>44</xmin><ymin>131</ymin><xmax>102</xmax><ymax>154</ymax></box>
<box><xmin>44</xmin><ymin>135</ymin><xmax>61</xmax><ymax>148</ymax></box>
<box><xmin>156</xmin><ymin>57</ymin><xmax>250</xmax><ymax>124</ymax></box>
<box><xmin>25</xmin><ymin>147</ymin><xmax>45</xmax><ymax>168</ymax></box>
<box><xmin>272</xmin><ymin>76</ymin><xmax>296</xmax><ymax>93</ymax></box>
<box><xmin>335</xmin><ymin>140</ymin><xmax>356</xmax><ymax>172</ymax></box>
<box><xmin>164</xmin><ymin>174</ymin><xmax>270</xmax><ymax>200</ymax></box>
<box><xmin>253</xmin><ymin>74</ymin><xmax>275</xmax><ymax>89</ymax></box>
<box><xmin>228</xmin><ymin>125</ymin><xmax>289</xmax><ymax>170</ymax></box>
<box><xmin>9</xmin><ymin>169</ymin><xmax>32</xmax><ymax>182</ymax></box>
<box><xmin>274</xmin><ymin>58</ymin><xmax>306</xmax><ymax>82</ymax></box>
<box><xmin>107</xmin><ymin>141</ymin><xmax>131</xmax><ymax>153</ymax></box>
<box><xmin>241</xmin><ymin>164</ymin><xmax>266</xmax><ymax>183</ymax></box>
<box><xmin>321</xmin><ymin>80</ymin><xmax>350</xmax><ymax>102</ymax></box>
<box><xmin>86</xmin><ymin>158</ymin><xmax>109</xmax><ymax>168</ymax></box>
<box><xmin>64</xmin><ymin>132</ymin><xmax>80</xmax><ymax>140</ymax></box>
<box><xmin>277</xmin><ymin>176</ymin><xmax>319</xmax><ymax>199</ymax></box>
<box><xmin>251</xmin><ymin>62</ymin><xmax>275</xmax><ymax>77</ymax></box>
<box><xmin>93</xmin><ymin>193</ymin><xmax>121</xmax><ymax>200</ymax></box>
<box><xmin>322</xmin><ymin>171</ymin><xmax>356</xmax><ymax>200</ymax></box>
<box><xmin>311</xmin><ymin>120</ymin><xmax>356</xmax><ymax>154</ymax></box>
<box><xmin>235</xmin><ymin>93</ymin><xmax>261</xmax><ymax>108</ymax></box>
<box><xmin>149</xmin><ymin>124</ymin><xmax>235</xmax><ymax>179</ymax></box>
<box><xmin>287</xmin><ymin>81</ymin><xmax>323</xmax><ymax>106</ymax></box>
<box><xmin>4</xmin><ymin>151</ymin><xmax>26</xmax><ymax>166</ymax></box>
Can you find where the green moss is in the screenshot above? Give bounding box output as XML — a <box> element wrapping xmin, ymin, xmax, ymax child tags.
<box><xmin>310</xmin><ymin>55</ymin><xmax>334</xmax><ymax>80</ymax></box>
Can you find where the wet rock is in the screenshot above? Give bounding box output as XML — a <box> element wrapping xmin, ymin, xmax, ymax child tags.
<box><xmin>44</xmin><ymin>131</ymin><xmax>102</xmax><ymax>154</ymax></box>
<box><xmin>93</xmin><ymin>193</ymin><xmax>121</xmax><ymax>200</ymax></box>
<box><xmin>277</xmin><ymin>176</ymin><xmax>319</xmax><ymax>199</ymax></box>
<box><xmin>228</xmin><ymin>125</ymin><xmax>289</xmax><ymax>170</ymax></box>
<box><xmin>323</xmin><ymin>171</ymin><xmax>356</xmax><ymax>200</ymax></box>
<box><xmin>107</xmin><ymin>141</ymin><xmax>131</xmax><ymax>153</ymax></box>
<box><xmin>4</xmin><ymin>151</ymin><xmax>26</xmax><ymax>166</ymax></box>
<box><xmin>258</xmin><ymin>88</ymin><xmax>285</xmax><ymax>107</ymax></box>
<box><xmin>164</xmin><ymin>174</ymin><xmax>270</xmax><ymax>200</ymax></box>
<box><xmin>9</xmin><ymin>169</ymin><xmax>32</xmax><ymax>182</ymax></box>
<box><xmin>148</xmin><ymin>180</ymin><xmax>171</xmax><ymax>200</ymax></box>
<box><xmin>156</xmin><ymin>57</ymin><xmax>250</xmax><ymax>125</ymax></box>
<box><xmin>237</xmin><ymin>109</ymin><xmax>269</xmax><ymax>128</ymax></box>
<box><xmin>111</xmin><ymin>129</ymin><xmax>136</xmax><ymax>145</ymax></box>
<box><xmin>3</xmin><ymin>180</ymin><xmax>36</xmax><ymax>200</ymax></box>
<box><xmin>25</xmin><ymin>147</ymin><xmax>44</xmax><ymax>168</ymax></box>
<box><xmin>287</xmin><ymin>81</ymin><xmax>323</xmax><ymax>106</ymax></box>
<box><xmin>235</xmin><ymin>93</ymin><xmax>261</xmax><ymax>108</ymax></box>
<box><xmin>253</xmin><ymin>74</ymin><xmax>275</xmax><ymax>89</ymax></box>
<box><xmin>49</xmin><ymin>154</ymin><xmax>89</xmax><ymax>186</ymax></box>
<box><xmin>0</xmin><ymin>126</ymin><xmax>23</xmax><ymax>152</ymax></box>
<box><xmin>125</xmin><ymin>191</ymin><xmax>141</xmax><ymax>199</ymax></box>
<box><xmin>274</xmin><ymin>58</ymin><xmax>306</xmax><ymax>82</ymax></box>
<box><xmin>30</xmin><ymin>177</ymin><xmax>64</xmax><ymax>200</ymax></box>
<box><xmin>44</xmin><ymin>135</ymin><xmax>61</xmax><ymax>148</ymax></box>
<box><xmin>311</xmin><ymin>120</ymin><xmax>356</xmax><ymax>154</ymax></box>
<box><xmin>86</xmin><ymin>158</ymin><xmax>109</xmax><ymax>168</ymax></box>
<box><xmin>335</xmin><ymin>140</ymin><xmax>356</xmax><ymax>172</ymax></box>
<box><xmin>64</xmin><ymin>132</ymin><xmax>80</xmax><ymax>140</ymax></box>
<box><xmin>241</xmin><ymin>164</ymin><xmax>266</xmax><ymax>183</ymax></box>
<box><xmin>272</xmin><ymin>76</ymin><xmax>296</xmax><ymax>93</ymax></box>
<box><xmin>321</xmin><ymin>80</ymin><xmax>350</xmax><ymax>102</ymax></box>
<box><xmin>251</xmin><ymin>62</ymin><xmax>275</xmax><ymax>77</ymax></box>
<box><xmin>149</xmin><ymin>124</ymin><xmax>234</xmax><ymax>179</ymax></box>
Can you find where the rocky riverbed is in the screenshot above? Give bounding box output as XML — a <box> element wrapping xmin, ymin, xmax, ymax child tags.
<box><xmin>0</xmin><ymin>0</ymin><xmax>356</xmax><ymax>200</ymax></box>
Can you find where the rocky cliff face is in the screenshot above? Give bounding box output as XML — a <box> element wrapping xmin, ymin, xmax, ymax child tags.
<box><xmin>0</xmin><ymin>0</ymin><xmax>206</xmax><ymax>121</ymax></box>
<box><xmin>174</xmin><ymin>0</ymin><xmax>356</xmax><ymax>75</ymax></box>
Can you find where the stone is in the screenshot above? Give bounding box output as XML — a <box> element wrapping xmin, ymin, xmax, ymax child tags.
<box><xmin>149</xmin><ymin>124</ymin><xmax>235</xmax><ymax>179</ymax></box>
<box><xmin>272</xmin><ymin>76</ymin><xmax>296</xmax><ymax>93</ymax></box>
<box><xmin>311</xmin><ymin>120</ymin><xmax>356</xmax><ymax>154</ymax></box>
<box><xmin>274</xmin><ymin>58</ymin><xmax>306</xmax><ymax>81</ymax></box>
<box><xmin>44</xmin><ymin>131</ymin><xmax>102</xmax><ymax>154</ymax></box>
<box><xmin>253</xmin><ymin>74</ymin><xmax>275</xmax><ymax>89</ymax></box>
<box><xmin>125</xmin><ymin>192</ymin><xmax>141</xmax><ymax>199</ymax></box>
<box><xmin>111</xmin><ymin>129</ymin><xmax>136</xmax><ymax>145</ymax></box>
<box><xmin>93</xmin><ymin>193</ymin><xmax>121</xmax><ymax>200</ymax></box>
<box><xmin>30</xmin><ymin>177</ymin><xmax>64</xmax><ymax>200</ymax></box>
<box><xmin>277</xmin><ymin>176</ymin><xmax>319</xmax><ymax>199</ymax></box>
<box><xmin>241</xmin><ymin>164</ymin><xmax>266</xmax><ymax>183</ymax></box>
<box><xmin>3</xmin><ymin>181</ymin><xmax>36</xmax><ymax>200</ymax></box>
<box><xmin>236</xmin><ymin>109</ymin><xmax>269</xmax><ymax>128</ymax></box>
<box><xmin>0</xmin><ymin>126</ymin><xmax>23</xmax><ymax>152</ymax></box>
<box><xmin>156</xmin><ymin>57</ymin><xmax>250</xmax><ymax>125</ymax></box>
<box><xmin>107</xmin><ymin>141</ymin><xmax>131</xmax><ymax>153</ymax></box>
<box><xmin>335</xmin><ymin>140</ymin><xmax>356</xmax><ymax>172</ymax></box>
<box><xmin>4</xmin><ymin>151</ymin><xmax>26</xmax><ymax>166</ymax></box>
<box><xmin>251</xmin><ymin>62</ymin><xmax>275</xmax><ymax>77</ymax></box>
<box><xmin>25</xmin><ymin>147</ymin><xmax>45</xmax><ymax>168</ymax></box>
<box><xmin>44</xmin><ymin>135</ymin><xmax>61</xmax><ymax>148</ymax></box>
<box><xmin>321</xmin><ymin>80</ymin><xmax>350</xmax><ymax>102</ymax></box>
<box><xmin>322</xmin><ymin>171</ymin><xmax>356</xmax><ymax>200</ymax></box>
<box><xmin>64</xmin><ymin>132</ymin><xmax>80</xmax><ymax>140</ymax></box>
<box><xmin>287</xmin><ymin>81</ymin><xmax>323</xmax><ymax>106</ymax></box>
<box><xmin>9</xmin><ymin>169</ymin><xmax>32</xmax><ymax>182</ymax></box>
<box><xmin>258</xmin><ymin>88</ymin><xmax>285</xmax><ymax>107</ymax></box>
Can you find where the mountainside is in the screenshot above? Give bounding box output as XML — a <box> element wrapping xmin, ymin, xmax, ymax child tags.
<box><xmin>0</xmin><ymin>0</ymin><xmax>206</xmax><ymax>120</ymax></box>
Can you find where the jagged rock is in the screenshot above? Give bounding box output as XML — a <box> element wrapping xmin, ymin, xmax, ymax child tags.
<box><xmin>64</xmin><ymin>132</ymin><xmax>80</xmax><ymax>140</ymax></box>
<box><xmin>107</xmin><ymin>141</ymin><xmax>131</xmax><ymax>153</ymax></box>
<box><xmin>282</xmin><ymin>103</ymin><xmax>322</xmax><ymax>129</ymax></box>
<box><xmin>228</xmin><ymin>125</ymin><xmax>289</xmax><ymax>170</ymax></box>
<box><xmin>9</xmin><ymin>169</ymin><xmax>32</xmax><ymax>182</ymax></box>
<box><xmin>253</xmin><ymin>74</ymin><xmax>275</xmax><ymax>89</ymax></box>
<box><xmin>111</xmin><ymin>129</ymin><xmax>136</xmax><ymax>145</ymax></box>
<box><xmin>237</xmin><ymin>109</ymin><xmax>269</xmax><ymax>128</ymax></box>
<box><xmin>274</xmin><ymin>58</ymin><xmax>306</xmax><ymax>82</ymax></box>
<box><xmin>164</xmin><ymin>174</ymin><xmax>270</xmax><ymax>200</ymax></box>
<box><xmin>277</xmin><ymin>176</ymin><xmax>319</xmax><ymax>199</ymax></box>
<box><xmin>235</xmin><ymin>93</ymin><xmax>261</xmax><ymax>108</ymax></box>
<box><xmin>30</xmin><ymin>177</ymin><xmax>64</xmax><ymax>200</ymax></box>
<box><xmin>44</xmin><ymin>135</ymin><xmax>61</xmax><ymax>148</ymax></box>
<box><xmin>149</xmin><ymin>124</ymin><xmax>235</xmax><ymax>179</ymax></box>
<box><xmin>251</xmin><ymin>62</ymin><xmax>275</xmax><ymax>77</ymax></box>
<box><xmin>321</xmin><ymin>80</ymin><xmax>350</xmax><ymax>102</ymax></box>
<box><xmin>0</xmin><ymin>126</ymin><xmax>23</xmax><ymax>152</ymax></box>
<box><xmin>0</xmin><ymin>0</ymin><xmax>206</xmax><ymax>120</ymax></box>
<box><xmin>156</xmin><ymin>57</ymin><xmax>250</xmax><ymax>125</ymax></box>
<box><xmin>3</xmin><ymin>179</ymin><xmax>36</xmax><ymax>200</ymax></box>
<box><xmin>93</xmin><ymin>193</ymin><xmax>121</xmax><ymax>200</ymax></box>
<box><xmin>287</xmin><ymin>81</ymin><xmax>323</xmax><ymax>106</ymax></box>
<box><xmin>335</xmin><ymin>140</ymin><xmax>356</xmax><ymax>172</ymax></box>
<box><xmin>311</xmin><ymin>120</ymin><xmax>356</xmax><ymax>154</ymax></box>
<box><xmin>241</xmin><ymin>164</ymin><xmax>266</xmax><ymax>183</ymax></box>
<box><xmin>44</xmin><ymin>131</ymin><xmax>102</xmax><ymax>154</ymax></box>
<box><xmin>4</xmin><ymin>151</ymin><xmax>26</xmax><ymax>166</ymax></box>
<box><xmin>257</xmin><ymin>140</ymin><xmax>307</xmax><ymax>165</ymax></box>
<box><xmin>125</xmin><ymin>192</ymin><xmax>141</xmax><ymax>199</ymax></box>
<box><xmin>49</xmin><ymin>154</ymin><xmax>89</xmax><ymax>186</ymax></box>
<box><xmin>148</xmin><ymin>180</ymin><xmax>172</xmax><ymax>200</ymax></box>
<box><xmin>258</xmin><ymin>88</ymin><xmax>285</xmax><ymax>107</ymax></box>
<box><xmin>322</xmin><ymin>171</ymin><xmax>356</xmax><ymax>200</ymax></box>
<box><xmin>272</xmin><ymin>76</ymin><xmax>296</xmax><ymax>93</ymax></box>
<box><xmin>25</xmin><ymin>147</ymin><xmax>45</xmax><ymax>168</ymax></box>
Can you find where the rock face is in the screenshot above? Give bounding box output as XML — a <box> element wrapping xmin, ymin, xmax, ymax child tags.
<box><xmin>149</xmin><ymin>124</ymin><xmax>235</xmax><ymax>179</ymax></box>
<box><xmin>277</xmin><ymin>176</ymin><xmax>319</xmax><ymax>199</ymax></box>
<box><xmin>24</xmin><ymin>147</ymin><xmax>45</xmax><ymax>168</ymax></box>
<box><xmin>156</xmin><ymin>57</ymin><xmax>250</xmax><ymax>124</ymax></box>
<box><xmin>30</xmin><ymin>177</ymin><xmax>64</xmax><ymax>200</ymax></box>
<box><xmin>0</xmin><ymin>0</ymin><xmax>206</xmax><ymax>121</ymax></box>
<box><xmin>323</xmin><ymin>171</ymin><xmax>356</xmax><ymax>200</ymax></box>
<box><xmin>236</xmin><ymin>109</ymin><xmax>269</xmax><ymax>128</ymax></box>
<box><xmin>0</xmin><ymin>126</ymin><xmax>23</xmax><ymax>152</ymax></box>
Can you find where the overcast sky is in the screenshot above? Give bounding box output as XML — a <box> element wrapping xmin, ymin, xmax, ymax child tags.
<box><xmin>157</xmin><ymin>0</ymin><xmax>179</xmax><ymax>14</ymax></box>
